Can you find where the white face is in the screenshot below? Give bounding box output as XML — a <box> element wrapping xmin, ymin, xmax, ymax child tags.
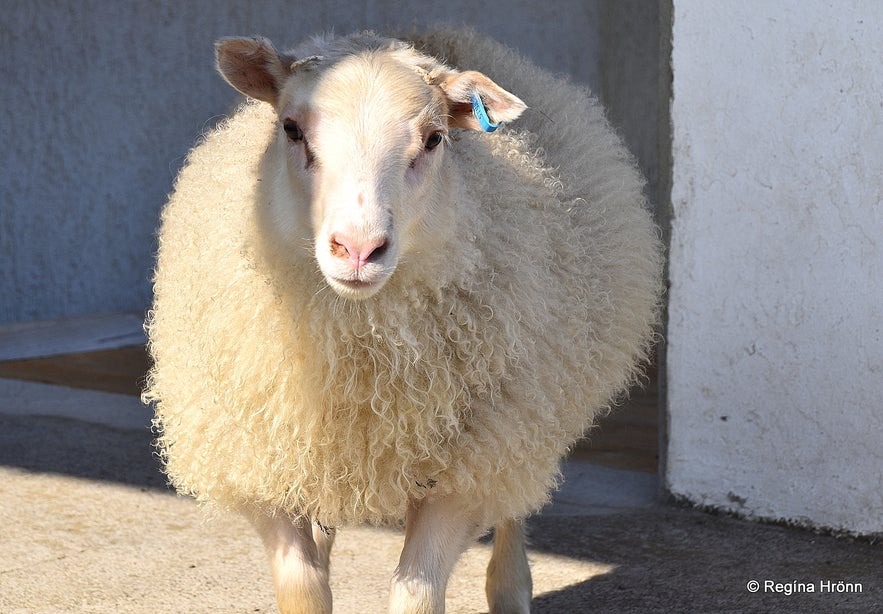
<box><xmin>273</xmin><ymin>55</ymin><xmax>450</xmax><ymax>300</ymax></box>
<box><xmin>216</xmin><ymin>36</ymin><xmax>525</xmax><ymax>299</ymax></box>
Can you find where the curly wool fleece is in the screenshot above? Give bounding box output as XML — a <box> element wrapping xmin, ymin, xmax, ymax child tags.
<box><xmin>144</xmin><ymin>28</ymin><xmax>663</xmax><ymax>528</ymax></box>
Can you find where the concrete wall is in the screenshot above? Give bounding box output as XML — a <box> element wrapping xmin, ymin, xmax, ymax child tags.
<box><xmin>600</xmin><ymin>0</ymin><xmax>661</xmax><ymax>209</ymax></box>
<box><xmin>666</xmin><ymin>1</ymin><xmax>883</xmax><ymax>535</ymax></box>
<box><xmin>3</xmin><ymin>0</ymin><xmax>635</xmax><ymax>324</ymax></box>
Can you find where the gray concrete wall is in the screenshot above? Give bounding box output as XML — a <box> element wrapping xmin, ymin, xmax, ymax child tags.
<box><xmin>2</xmin><ymin>1</ymin><xmax>667</xmax><ymax>325</ymax></box>
<box><xmin>600</xmin><ymin>0</ymin><xmax>660</xmax><ymax>208</ymax></box>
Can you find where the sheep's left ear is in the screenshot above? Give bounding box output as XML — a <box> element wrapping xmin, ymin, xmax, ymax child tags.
<box><xmin>440</xmin><ymin>70</ymin><xmax>527</xmax><ymax>131</ymax></box>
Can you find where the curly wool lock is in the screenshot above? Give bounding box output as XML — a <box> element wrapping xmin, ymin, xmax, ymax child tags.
<box><xmin>144</xmin><ymin>28</ymin><xmax>663</xmax><ymax>529</ymax></box>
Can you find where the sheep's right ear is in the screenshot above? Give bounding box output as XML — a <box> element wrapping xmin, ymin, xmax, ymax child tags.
<box><xmin>215</xmin><ymin>37</ymin><xmax>292</xmax><ymax>106</ymax></box>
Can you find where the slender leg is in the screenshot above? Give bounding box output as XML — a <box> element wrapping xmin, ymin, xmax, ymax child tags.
<box><xmin>250</xmin><ymin>510</ymin><xmax>334</xmax><ymax>614</ymax></box>
<box><xmin>312</xmin><ymin>521</ymin><xmax>336</xmax><ymax>571</ymax></box>
<box><xmin>486</xmin><ymin>519</ymin><xmax>532</xmax><ymax>614</ymax></box>
<box><xmin>389</xmin><ymin>495</ymin><xmax>481</xmax><ymax>614</ymax></box>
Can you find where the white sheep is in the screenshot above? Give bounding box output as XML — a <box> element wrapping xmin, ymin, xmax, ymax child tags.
<box><xmin>144</xmin><ymin>27</ymin><xmax>663</xmax><ymax>614</ymax></box>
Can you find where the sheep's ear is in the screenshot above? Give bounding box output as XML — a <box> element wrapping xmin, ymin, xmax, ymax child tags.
<box><xmin>440</xmin><ymin>70</ymin><xmax>527</xmax><ymax>131</ymax></box>
<box><xmin>215</xmin><ymin>36</ymin><xmax>292</xmax><ymax>106</ymax></box>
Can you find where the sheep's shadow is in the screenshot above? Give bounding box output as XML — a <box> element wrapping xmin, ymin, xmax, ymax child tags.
<box><xmin>0</xmin><ymin>411</ymin><xmax>168</xmax><ymax>490</ymax></box>
<box><xmin>522</xmin><ymin>509</ymin><xmax>883</xmax><ymax>613</ymax></box>
<box><xmin>2</xmin><ymin>410</ymin><xmax>881</xmax><ymax>613</ymax></box>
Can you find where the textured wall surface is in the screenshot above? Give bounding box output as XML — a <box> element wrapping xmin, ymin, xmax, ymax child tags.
<box><xmin>2</xmin><ymin>0</ymin><xmax>633</xmax><ymax>324</ymax></box>
<box><xmin>600</xmin><ymin>0</ymin><xmax>660</xmax><ymax>208</ymax></box>
<box><xmin>666</xmin><ymin>1</ymin><xmax>883</xmax><ymax>534</ymax></box>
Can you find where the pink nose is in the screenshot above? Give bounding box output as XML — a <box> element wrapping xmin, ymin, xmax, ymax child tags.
<box><xmin>330</xmin><ymin>234</ymin><xmax>389</xmax><ymax>270</ymax></box>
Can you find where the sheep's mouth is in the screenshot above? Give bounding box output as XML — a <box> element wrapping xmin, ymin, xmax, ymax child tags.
<box><xmin>316</xmin><ymin>240</ymin><xmax>399</xmax><ymax>300</ymax></box>
<box><xmin>334</xmin><ymin>278</ymin><xmax>375</xmax><ymax>290</ymax></box>
<box><xmin>327</xmin><ymin>274</ymin><xmax>389</xmax><ymax>299</ymax></box>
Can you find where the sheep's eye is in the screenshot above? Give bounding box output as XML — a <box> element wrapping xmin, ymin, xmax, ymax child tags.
<box><xmin>283</xmin><ymin>120</ymin><xmax>304</xmax><ymax>142</ymax></box>
<box><xmin>424</xmin><ymin>131</ymin><xmax>444</xmax><ymax>151</ymax></box>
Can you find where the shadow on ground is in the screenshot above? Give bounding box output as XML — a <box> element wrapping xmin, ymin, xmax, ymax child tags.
<box><xmin>0</xmin><ymin>413</ymin><xmax>167</xmax><ymax>490</ymax></box>
<box><xmin>526</xmin><ymin>509</ymin><xmax>881</xmax><ymax>613</ymax></box>
<box><xmin>1</xmin><ymin>408</ymin><xmax>880</xmax><ymax>613</ymax></box>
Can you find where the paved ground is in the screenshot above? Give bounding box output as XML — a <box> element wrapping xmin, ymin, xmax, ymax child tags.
<box><xmin>1</xmin><ymin>377</ymin><xmax>880</xmax><ymax>613</ymax></box>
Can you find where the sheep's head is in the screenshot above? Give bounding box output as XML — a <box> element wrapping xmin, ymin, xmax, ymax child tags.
<box><xmin>216</xmin><ymin>35</ymin><xmax>526</xmax><ymax>299</ymax></box>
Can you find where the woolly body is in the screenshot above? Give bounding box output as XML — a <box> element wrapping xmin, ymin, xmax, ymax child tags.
<box><xmin>145</xmin><ymin>28</ymin><xmax>663</xmax><ymax>529</ymax></box>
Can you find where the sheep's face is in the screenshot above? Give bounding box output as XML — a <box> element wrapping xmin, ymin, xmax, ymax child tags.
<box><xmin>276</xmin><ymin>54</ymin><xmax>451</xmax><ymax>300</ymax></box>
<box><xmin>216</xmin><ymin>36</ymin><xmax>526</xmax><ymax>300</ymax></box>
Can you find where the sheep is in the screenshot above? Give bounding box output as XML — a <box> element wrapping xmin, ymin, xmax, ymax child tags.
<box><xmin>143</xmin><ymin>27</ymin><xmax>663</xmax><ymax>614</ymax></box>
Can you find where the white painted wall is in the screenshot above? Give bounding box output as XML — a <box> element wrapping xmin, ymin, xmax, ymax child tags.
<box><xmin>666</xmin><ymin>1</ymin><xmax>883</xmax><ymax>534</ymax></box>
<box><xmin>1</xmin><ymin>0</ymin><xmax>616</xmax><ymax>324</ymax></box>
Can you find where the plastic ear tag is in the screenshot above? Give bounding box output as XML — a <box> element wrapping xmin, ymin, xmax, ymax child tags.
<box><xmin>471</xmin><ymin>93</ymin><xmax>501</xmax><ymax>132</ymax></box>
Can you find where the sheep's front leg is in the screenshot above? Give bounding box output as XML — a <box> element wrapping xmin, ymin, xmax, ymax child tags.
<box><xmin>251</xmin><ymin>511</ymin><xmax>335</xmax><ymax>614</ymax></box>
<box><xmin>389</xmin><ymin>495</ymin><xmax>481</xmax><ymax>614</ymax></box>
<box><xmin>485</xmin><ymin>518</ymin><xmax>532</xmax><ymax>614</ymax></box>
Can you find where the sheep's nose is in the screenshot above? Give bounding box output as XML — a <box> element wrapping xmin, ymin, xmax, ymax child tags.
<box><xmin>330</xmin><ymin>234</ymin><xmax>389</xmax><ymax>270</ymax></box>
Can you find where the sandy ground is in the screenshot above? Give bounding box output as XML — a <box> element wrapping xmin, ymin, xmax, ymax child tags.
<box><xmin>1</xmin><ymin>378</ymin><xmax>880</xmax><ymax>613</ymax></box>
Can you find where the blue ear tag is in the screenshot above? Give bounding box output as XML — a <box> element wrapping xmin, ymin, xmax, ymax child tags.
<box><xmin>471</xmin><ymin>92</ymin><xmax>501</xmax><ymax>132</ymax></box>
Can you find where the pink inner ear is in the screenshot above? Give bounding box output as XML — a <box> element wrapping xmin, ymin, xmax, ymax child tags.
<box><xmin>240</xmin><ymin>63</ymin><xmax>277</xmax><ymax>95</ymax></box>
<box><xmin>450</xmin><ymin>101</ymin><xmax>473</xmax><ymax>118</ymax></box>
<box><xmin>447</xmin><ymin>100</ymin><xmax>483</xmax><ymax>131</ymax></box>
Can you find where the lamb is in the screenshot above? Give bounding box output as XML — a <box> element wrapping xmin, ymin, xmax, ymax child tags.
<box><xmin>143</xmin><ymin>27</ymin><xmax>663</xmax><ymax>614</ymax></box>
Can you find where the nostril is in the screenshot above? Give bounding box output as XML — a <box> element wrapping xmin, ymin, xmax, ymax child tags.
<box><xmin>365</xmin><ymin>239</ymin><xmax>388</xmax><ymax>263</ymax></box>
<box><xmin>330</xmin><ymin>236</ymin><xmax>350</xmax><ymax>260</ymax></box>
